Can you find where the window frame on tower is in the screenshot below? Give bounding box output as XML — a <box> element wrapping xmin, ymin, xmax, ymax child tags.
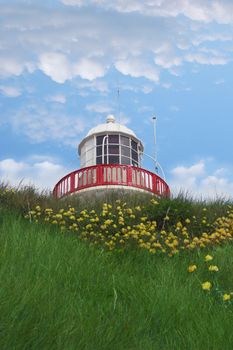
<box><xmin>94</xmin><ymin>133</ymin><xmax>141</xmax><ymax>167</ymax></box>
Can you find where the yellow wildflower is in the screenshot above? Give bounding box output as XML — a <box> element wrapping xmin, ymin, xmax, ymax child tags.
<box><xmin>202</xmin><ymin>281</ymin><xmax>212</xmax><ymax>291</ymax></box>
<box><xmin>151</xmin><ymin>199</ymin><xmax>159</xmax><ymax>205</ymax></box>
<box><xmin>223</xmin><ymin>294</ymin><xmax>231</xmax><ymax>301</ymax></box>
<box><xmin>56</xmin><ymin>214</ymin><xmax>63</xmax><ymax>219</ymax></box>
<box><xmin>208</xmin><ymin>265</ymin><xmax>219</xmax><ymax>272</ymax></box>
<box><xmin>126</xmin><ymin>208</ymin><xmax>133</xmax><ymax>215</ymax></box>
<box><xmin>205</xmin><ymin>255</ymin><xmax>213</xmax><ymax>262</ymax></box>
<box><xmin>188</xmin><ymin>265</ymin><xmax>197</xmax><ymax>273</ymax></box>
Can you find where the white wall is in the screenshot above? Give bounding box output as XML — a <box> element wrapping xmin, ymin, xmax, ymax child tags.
<box><xmin>80</xmin><ymin>137</ymin><xmax>95</xmax><ymax>168</ymax></box>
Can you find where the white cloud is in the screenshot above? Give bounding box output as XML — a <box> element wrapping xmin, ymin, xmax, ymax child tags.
<box><xmin>0</xmin><ymin>0</ymin><xmax>233</xmax><ymax>88</ymax></box>
<box><xmin>0</xmin><ymin>58</ymin><xmax>24</xmax><ymax>78</ymax></box>
<box><xmin>0</xmin><ymin>158</ymin><xmax>70</xmax><ymax>190</ymax></box>
<box><xmin>48</xmin><ymin>94</ymin><xmax>67</xmax><ymax>104</ymax></box>
<box><xmin>141</xmin><ymin>85</ymin><xmax>153</xmax><ymax>94</ymax></box>
<box><xmin>38</xmin><ymin>53</ymin><xmax>107</xmax><ymax>83</ymax></box>
<box><xmin>61</xmin><ymin>0</ymin><xmax>233</xmax><ymax>24</ymax></box>
<box><xmin>171</xmin><ymin>161</ymin><xmax>205</xmax><ymax>177</ymax></box>
<box><xmin>0</xmin><ymin>85</ymin><xmax>21</xmax><ymax>97</ymax></box>
<box><xmin>192</xmin><ymin>33</ymin><xmax>232</xmax><ymax>46</ymax></box>
<box><xmin>62</xmin><ymin>0</ymin><xmax>84</xmax><ymax>5</ymax></box>
<box><xmin>118</xmin><ymin>83</ymin><xmax>153</xmax><ymax>95</ymax></box>
<box><xmin>76</xmin><ymin>80</ymin><xmax>109</xmax><ymax>94</ymax></box>
<box><xmin>85</xmin><ymin>102</ymin><xmax>113</xmax><ymax>113</ymax></box>
<box><xmin>154</xmin><ymin>54</ymin><xmax>182</xmax><ymax>69</ymax></box>
<box><xmin>11</xmin><ymin>104</ymin><xmax>87</xmax><ymax>145</ymax></box>
<box><xmin>0</xmin><ymin>1</ymin><xmax>231</xmax><ymax>86</ymax></box>
<box><xmin>38</xmin><ymin>52</ymin><xmax>72</xmax><ymax>83</ymax></box>
<box><xmin>170</xmin><ymin>160</ymin><xmax>233</xmax><ymax>199</ymax></box>
<box><xmin>215</xmin><ymin>79</ymin><xmax>225</xmax><ymax>85</ymax></box>
<box><xmin>115</xmin><ymin>59</ymin><xmax>160</xmax><ymax>82</ymax></box>
<box><xmin>185</xmin><ymin>53</ymin><xmax>228</xmax><ymax>65</ymax></box>
<box><xmin>73</xmin><ymin>58</ymin><xmax>107</xmax><ymax>80</ymax></box>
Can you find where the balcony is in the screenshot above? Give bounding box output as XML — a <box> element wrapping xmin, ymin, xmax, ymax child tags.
<box><xmin>53</xmin><ymin>164</ymin><xmax>170</xmax><ymax>199</ymax></box>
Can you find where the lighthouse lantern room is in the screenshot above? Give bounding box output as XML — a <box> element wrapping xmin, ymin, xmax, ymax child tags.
<box><xmin>53</xmin><ymin>115</ymin><xmax>170</xmax><ymax>198</ymax></box>
<box><xmin>79</xmin><ymin>114</ymin><xmax>143</xmax><ymax>169</ymax></box>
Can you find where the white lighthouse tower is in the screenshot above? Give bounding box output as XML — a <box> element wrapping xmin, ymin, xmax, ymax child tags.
<box><xmin>53</xmin><ymin>115</ymin><xmax>170</xmax><ymax>198</ymax></box>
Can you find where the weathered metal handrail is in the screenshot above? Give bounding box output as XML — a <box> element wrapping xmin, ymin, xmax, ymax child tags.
<box><xmin>53</xmin><ymin>164</ymin><xmax>170</xmax><ymax>199</ymax></box>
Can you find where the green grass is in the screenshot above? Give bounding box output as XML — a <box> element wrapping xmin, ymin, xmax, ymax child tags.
<box><xmin>1</xmin><ymin>182</ymin><xmax>231</xmax><ymax>237</ymax></box>
<box><xmin>1</xmin><ymin>210</ymin><xmax>233</xmax><ymax>350</ymax></box>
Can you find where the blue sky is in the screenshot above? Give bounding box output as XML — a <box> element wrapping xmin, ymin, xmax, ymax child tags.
<box><xmin>0</xmin><ymin>0</ymin><xmax>233</xmax><ymax>199</ymax></box>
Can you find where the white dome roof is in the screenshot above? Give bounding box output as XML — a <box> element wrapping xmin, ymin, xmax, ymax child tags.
<box><xmin>86</xmin><ymin>114</ymin><xmax>137</xmax><ymax>138</ymax></box>
<box><xmin>78</xmin><ymin>114</ymin><xmax>144</xmax><ymax>155</ymax></box>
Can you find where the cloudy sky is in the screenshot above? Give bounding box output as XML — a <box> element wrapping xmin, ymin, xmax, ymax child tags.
<box><xmin>0</xmin><ymin>0</ymin><xmax>232</xmax><ymax>199</ymax></box>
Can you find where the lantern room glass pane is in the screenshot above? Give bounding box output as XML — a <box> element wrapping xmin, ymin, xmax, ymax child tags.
<box><xmin>121</xmin><ymin>156</ymin><xmax>131</xmax><ymax>165</ymax></box>
<box><xmin>96</xmin><ymin>156</ymin><xmax>102</xmax><ymax>164</ymax></box>
<box><xmin>96</xmin><ymin>145</ymin><xmax>102</xmax><ymax>156</ymax></box>
<box><xmin>132</xmin><ymin>150</ymin><xmax>138</xmax><ymax>162</ymax></box>
<box><xmin>121</xmin><ymin>135</ymin><xmax>129</xmax><ymax>146</ymax></box>
<box><xmin>121</xmin><ymin>146</ymin><xmax>130</xmax><ymax>157</ymax></box>
<box><xmin>97</xmin><ymin>155</ymin><xmax>108</xmax><ymax>164</ymax></box>
<box><xmin>97</xmin><ymin>135</ymin><xmax>105</xmax><ymax>145</ymax></box>
<box><xmin>108</xmin><ymin>135</ymin><xmax>119</xmax><ymax>144</ymax></box>
<box><xmin>131</xmin><ymin>139</ymin><xmax>137</xmax><ymax>151</ymax></box>
<box><xmin>109</xmin><ymin>155</ymin><xmax>119</xmax><ymax>164</ymax></box>
<box><xmin>109</xmin><ymin>145</ymin><xmax>119</xmax><ymax>155</ymax></box>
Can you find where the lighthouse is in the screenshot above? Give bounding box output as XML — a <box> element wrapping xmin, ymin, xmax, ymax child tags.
<box><xmin>53</xmin><ymin>115</ymin><xmax>170</xmax><ymax>198</ymax></box>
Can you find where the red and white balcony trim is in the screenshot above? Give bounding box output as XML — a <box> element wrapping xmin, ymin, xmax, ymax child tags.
<box><xmin>53</xmin><ymin>164</ymin><xmax>170</xmax><ymax>199</ymax></box>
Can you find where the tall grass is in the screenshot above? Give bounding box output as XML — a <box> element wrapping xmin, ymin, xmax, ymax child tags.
<box><xmin>1</xmin><ymin>210</ymin><xmax>233</xmax><ymax>349</ymax></box>
<box><xmin>0</xmin><ymin>182</ymin><xmax>231</xmax><ymax>226</ymax></box>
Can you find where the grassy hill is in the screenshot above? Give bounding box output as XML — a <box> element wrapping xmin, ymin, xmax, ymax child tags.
<box><xmin>0</xmin><ymin>185</ymin><xmax>233</xmax><ymax>349</ymax></box>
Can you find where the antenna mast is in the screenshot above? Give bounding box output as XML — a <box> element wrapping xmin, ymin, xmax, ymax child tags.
<box><xmin>117</xmin><ymin>84</ymin><xmax>120</xmax><ymax>124</ymax></box>
<box><xmin>152</xmin><ymin>116</ymin><xmax>158</xmax><ymax>173</ymax></box>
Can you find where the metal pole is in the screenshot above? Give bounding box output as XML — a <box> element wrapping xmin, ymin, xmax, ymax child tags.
<box><xmin>152</xmin><ymin>116</ymin><xmax>158</xmax><ymax>173</ymax></box>
<box><xmin>102</xmin><ymin>135</ymin><xmax>108</xmax><ymax>164</ymax></box>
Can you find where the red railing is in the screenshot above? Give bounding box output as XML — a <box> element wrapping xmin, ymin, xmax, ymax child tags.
<box><xmin>53</xmin><ymin>164</ymin><xmax>170</xmax><ymax>199</ymax></box>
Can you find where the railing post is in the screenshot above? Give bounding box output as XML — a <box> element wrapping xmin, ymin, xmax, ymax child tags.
<box><xmin>70</xmin><ymin>172</ymin><xmax>75</xmax><ymax>194</ymax></box>
<box><xmin>127</xmin><ymin>166</ymin><xmax>132</xmax><ymax>186</ymax></box>
<box><xmin>97</xmin><ymin>165</ymin><xmax>102</xmax><ymax>186</ymax></box>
